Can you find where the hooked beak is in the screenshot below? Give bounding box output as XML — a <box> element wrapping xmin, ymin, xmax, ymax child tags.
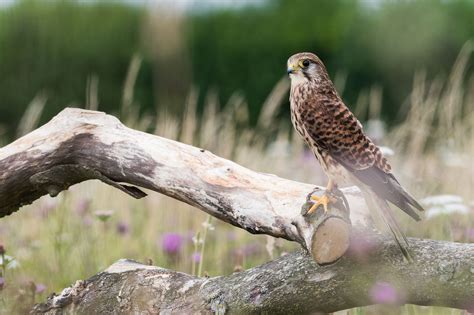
<box><xmin>287</xmin><ymin>62</ymin><xmax>298</xmax><ymax>75</ymax></box>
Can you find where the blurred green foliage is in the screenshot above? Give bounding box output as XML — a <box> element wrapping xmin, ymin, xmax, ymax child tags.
<box><xmin>0</xmin><ymin>0</ymin><xmax>473</xmax><ymax>137</ymax></box>
<box><xmin>0</xmin><ymin>0</ymin><xmax>152</xmax><ymax>136</ymax></box>
<box><xmin>187</xmin><ymin>0</ymin><xmax>474</xmax><ymax>124</ymax></box>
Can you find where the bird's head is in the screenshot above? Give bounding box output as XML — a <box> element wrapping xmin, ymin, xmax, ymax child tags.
<box><xmin>287</xmin><ymin>52</ymin><xmax>328</xmax><ymax>85</ymax></box>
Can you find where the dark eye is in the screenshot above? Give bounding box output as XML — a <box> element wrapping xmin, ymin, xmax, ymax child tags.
<box><xmin>302</xmin><ymin>59</ymin><xmax>310</xmax><ymax>67</ymax></box>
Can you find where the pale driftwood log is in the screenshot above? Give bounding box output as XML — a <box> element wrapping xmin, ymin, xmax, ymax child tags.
<box><xmin>1</xmin><ymin>108</ymin><xmax>473</xmax><ymax>313</ymax></box>
<box><xmin>33</xmin><ymin>238</ymin><xmax>474</xmax><ymax>314</ymax></box>
<box><xmin>0</xmin><ymin>108</ymin><xmax>368</xmax><ymax>261</ymax></box>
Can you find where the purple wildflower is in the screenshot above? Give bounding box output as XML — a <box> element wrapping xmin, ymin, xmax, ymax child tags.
<box><xmin>192</xmin><ymin>252</ymin><xmax>201</xmax><ymax>263</ymax></box>
<box><xmin>35</xmin><ymin>283</ymin><xmax>46</xmax><ymax>294</ymax></box>
<box><xmin>74</xmin><ymin>198</ymin><xmax>91</xmax><ymax>216</ymax></box>
<box><xmin>369</xmin><ymin>281</ymin><xmax>400</xmax><ymax>304</ymax></box>
<box><xmin>161</xmin><ymin>233</ymin><xmax>183</xmax><ymax>255</ymax></box>
<box><xmin>116</xmin><ymin>221</ymin><xmax>130</xmax><ymax>235</ymax></box>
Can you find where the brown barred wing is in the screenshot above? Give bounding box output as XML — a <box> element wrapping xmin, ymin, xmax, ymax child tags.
<box><xmin>301</xmin><ymin>100</ymin><xmax>423</xmax><ymax>221</ymax></box>
<box><xmin>300</xmin><ymin>98</ymin><xmax>377</xmax><ymax>171</ymax></box>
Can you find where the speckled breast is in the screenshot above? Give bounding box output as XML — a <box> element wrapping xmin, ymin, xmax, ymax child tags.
<box><xmin>290</xmin><ymin>90</ymin><xmax>353</xmax><ymax>186</ymax></box>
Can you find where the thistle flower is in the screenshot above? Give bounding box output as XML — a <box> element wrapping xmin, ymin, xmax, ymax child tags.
<box><xmin>369</xmin><ymin>281</ymin><xmax>401</xmax><ymax>304</ymax></box>
<box><xmin>116</xmin><ymin>221</ymin><xmax>130</xmax><ymax>235</ymax></box>
<box><xmin>35</xmin><ymin>283</ymin><xmax>46</xmax><ymax>294</ymax></box>
<box><xmin>191</xmin><ymin>252</ymin><xmax>201</xmax><ymax>263</ymax></box>
<box><xmin>161</xmin><ymin>233</ymin><xmax>183</xmax><ymax>255</ymax></box>
<box><xmin>74</xmin><ymin>198</ymin><xmax>91</xmax><ymax>216</ymax></box>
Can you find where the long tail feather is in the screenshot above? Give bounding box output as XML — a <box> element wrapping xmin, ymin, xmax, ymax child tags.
<box><xmin>373</xmin><ymin>196</ymin><xmax>413</xmax><ymax>261</ymax></box>
<box><xmin>362</xmin><ymin>189</ymin><xmax>413</xmax><ymax>261</ymax></box>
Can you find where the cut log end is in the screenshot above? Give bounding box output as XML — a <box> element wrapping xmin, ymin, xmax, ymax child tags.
<box><xmin>311</xmin><ymin>217</ymin><xmax>351</xmax><ymax>264</ymax></box>
<box><xmin>300</xmin><ymin>188</ymin><xmax>352</xmax><ymax>265</ymax></box>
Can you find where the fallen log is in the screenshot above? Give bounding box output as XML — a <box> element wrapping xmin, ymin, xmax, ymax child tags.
<box><xmin>0</xmin><ymin>108</ymin><xmax>472</xmax><ymax>313</ymax></box>
<box><xmin>0</xmin><ymin>108</ymin><xmax>367</xmax><ymax>261</ymax></box>
<box><xmin>32</xmin><ymin>238</ymin><xmax>474</xmax><ymax>314</ymax></box>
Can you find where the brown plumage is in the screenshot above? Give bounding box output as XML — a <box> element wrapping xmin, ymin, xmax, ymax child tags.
<box><xmin>287</xmin><ymin>52</ymin><xmax>424</xmax><ymax>259</ymax></box>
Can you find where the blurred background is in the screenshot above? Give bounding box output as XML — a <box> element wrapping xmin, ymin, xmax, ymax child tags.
<box><xmin>0</xmin><ymin>0</ymin><xmax>473</xmax><ymax>314</ymax></box>
<box><xmin>0</xmin><ymin>0</ymin><xmax>473</xmax><ymax>138</ymax></box>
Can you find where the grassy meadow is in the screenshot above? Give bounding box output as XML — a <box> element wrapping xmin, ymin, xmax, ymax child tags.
<box><xmin>0</xmin><ymin>44</ymin><xmax>473</xmax><ymax>314</ymax></box>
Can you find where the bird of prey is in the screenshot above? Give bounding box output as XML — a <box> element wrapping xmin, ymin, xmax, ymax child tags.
<box><xmin>287</xmin><ymin>52</ymin><xmax>424</xmax><ymax>259</ymax></box>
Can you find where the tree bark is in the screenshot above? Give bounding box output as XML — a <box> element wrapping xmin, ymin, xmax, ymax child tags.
<box><xmin>32</xmin><ymin>237</ymin><xmax>474</xmax><ymax>314</ymax></box>
<box><xmin>1</xmin><ymin>108</ymin><xmax>472</xmax><ymax>313</ymax></box>
<box><xmin>0</xmin><ymin>108</ymin><xmax>368</xmax><ymax>259</ymax></box>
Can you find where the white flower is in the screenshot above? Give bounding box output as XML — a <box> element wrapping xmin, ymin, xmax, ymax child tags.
<box><xmin>201</xmin><ymin>221</ymin><xmax>215</xmax><ymax>231</ymax></box>
<box><xmin>0</xmin><ymin>255</ymin><xmax>19</xmax><ymax>270</ymax></box>
<box><xmin>421</xmin><ymin>195</ymin><xmax>463</xmax><ymax>206</ymax></box>
<box><xmin>425</xmin><ymin>204</ymin><xmax>469</xmax><ymax>218</ymax></box>
<box><xmin>421</xmin><ymin>194</ymin><xmax>469</xmax><ymax>219</ymax></box>
<box><xmin>192</xmin><ymin>235</ymin><xmax>203</xmax><ymax>245</ymax></box>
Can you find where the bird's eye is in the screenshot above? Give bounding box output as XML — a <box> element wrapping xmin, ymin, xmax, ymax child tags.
<box><xmin>302</xmin><ymin>59</ymin><xmax>310</xmax><ymax>67</ymax></box>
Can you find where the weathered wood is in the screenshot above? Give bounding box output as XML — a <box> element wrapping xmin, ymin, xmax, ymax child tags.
<box><xmin>1</xmin><ymin>108</ymin><xmax>472</xmax><ymax>313</ymax></box>
<box><xmin>0</xmin><ymin>108</ymin><xmax>370</xmax><ymax>258</ymax></box>
<box><xmin>32</xmin><ymin>238</ymin><xmax>474</xmax><ymax>314</ymax></box>
<box><xmin>302</xmin><ymin>188</ymin><xmax>352</xmax><ymax>264</ymax></box>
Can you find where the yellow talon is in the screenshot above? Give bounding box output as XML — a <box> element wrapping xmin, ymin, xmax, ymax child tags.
<box><xmin>307</xmin><ymin>194</ymin><xmax>331</xmax><ymax>214</ymax></box>
<box><xmin>305</xmin><ymin>179</ymin><xmax>336</xmax><ymax>216</ymax></box>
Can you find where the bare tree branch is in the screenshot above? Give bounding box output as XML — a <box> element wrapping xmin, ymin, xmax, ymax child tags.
<box><xmin>32</xmin><ymin>237</ymin><xmax>474</xmax><ymax>314</ymax></box>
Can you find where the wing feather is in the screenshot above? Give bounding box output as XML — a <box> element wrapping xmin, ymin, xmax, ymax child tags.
<box><xmin>300</xmin><ymin>98</ymin><xmax>424</xmax><ymax>220</ymax></box>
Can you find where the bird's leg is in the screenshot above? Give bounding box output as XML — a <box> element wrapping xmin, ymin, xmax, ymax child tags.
<box><xmin>306</xmin><ymin>179</ymin><xmax>337</xmax><ymax>215</ymax></box>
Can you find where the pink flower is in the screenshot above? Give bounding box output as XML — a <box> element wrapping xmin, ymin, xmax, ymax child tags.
<box><xmin>160</xmin><ymin>233</ymin><xmax>183</xmax><ymax>255</ymax></box>
<box><xmin>116</xmin><ymin>221</ymin><xmax>130</xmax><ymax>235</ymax></box>
<box><xmin>369</xmin><ymin>282</ymin><xmax>401</xmax><ymax>304</ymax></box>
<box><xmin>35</xmin><ymin>283</ymin><xmax>46</xmax><ymax>294</ymax></box>
<box><xmin>74</xmin><ymin>198</ymin><xmax>91</xmax><ymax>216</ymax></box>
<box><xmin>191</xmin><ymin>252</ymin><xmax>201</xmax><ymax>263</ymax></box>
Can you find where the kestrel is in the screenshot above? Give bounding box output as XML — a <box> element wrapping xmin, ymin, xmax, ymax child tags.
<box><xmin>287</xmin><ymin>52</ymin><xmax>424</xmax><ymax>259</ymax></box>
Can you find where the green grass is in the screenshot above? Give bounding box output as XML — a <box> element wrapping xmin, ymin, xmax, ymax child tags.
<box><xmin>0</xmin><ymin>46</ymin><xmax>472</xmax><ymax>314</ymax></box>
